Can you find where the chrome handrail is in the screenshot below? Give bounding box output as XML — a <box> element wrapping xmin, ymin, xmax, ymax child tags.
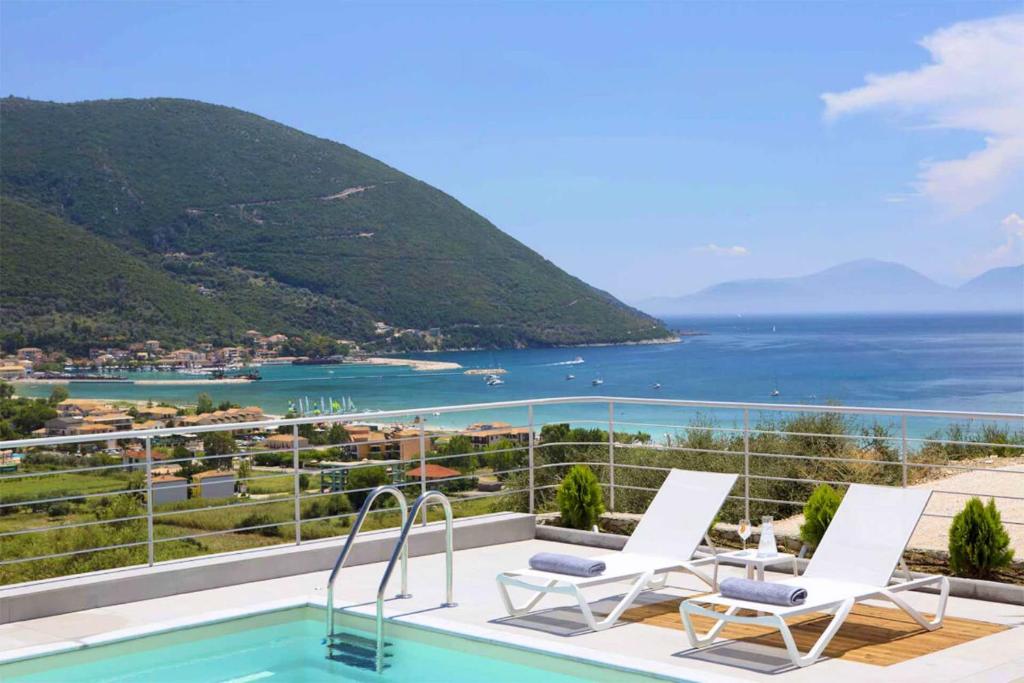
<box><xmin>374</xmin><ymin>490</ymin><xmax>456</xmax><ymax>672</ymax></box>
<box><xmin>325</xmin><ymin>485</ymin><xmax>410</xmax><ymax>640</ymax></box>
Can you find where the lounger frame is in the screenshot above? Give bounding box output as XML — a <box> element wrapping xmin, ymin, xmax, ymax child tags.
<box><xmin>496</xmin><ymin>468</ymin><xmax>738</xmax><ymax>632</ymax></box>
<box><xmin>498</xmin><ymin>548</ymin><xmax>719</xmax><ymax>632</ymax></box>
<box><xmin>679</xmin><ymin>484</ymin><xmax>951</xmax><ymax>668</ymax></box>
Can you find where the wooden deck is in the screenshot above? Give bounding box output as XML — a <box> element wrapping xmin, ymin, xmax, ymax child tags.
<box><xmin>621</xmin><ymin>597</ymin><xmax>1007</xmax><ymax>666</ymax></box>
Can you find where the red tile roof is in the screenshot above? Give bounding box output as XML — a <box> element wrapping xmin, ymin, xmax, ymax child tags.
<box><xmin>405</xmin><ymin>463</ymin><xmax>461</xmax><ymax>479</ymax></box>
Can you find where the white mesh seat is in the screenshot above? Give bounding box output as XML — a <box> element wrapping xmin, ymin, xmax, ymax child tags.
<box><xmin>679</xmin><ymin>484</ymin><xmax>950</xmax><ymax>668</ymax></box>
<box><xmin>497</xmin><ymin>469</ymin><xmax>738</xmax><ymax>632</ymax></box>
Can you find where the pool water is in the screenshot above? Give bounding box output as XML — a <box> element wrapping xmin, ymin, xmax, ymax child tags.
<box><xmin>1</xmin><ymin>607</ymin><xmax>661</xmax><ymax>682</ymax></box>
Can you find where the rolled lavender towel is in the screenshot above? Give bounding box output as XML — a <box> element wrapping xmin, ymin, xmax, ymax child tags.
<box><xmin>719</xmin><ymin>577</ymin><xmax>807</xmax><ymax>606</ymax></box>
<box><xmin>529</xmin><ymin>552</ymin><xmax>606</xmax><ymax>577</ymax></box>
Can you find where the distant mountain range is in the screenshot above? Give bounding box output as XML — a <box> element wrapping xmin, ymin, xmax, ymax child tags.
<box><xmin>638</xmin><ymin>260</ymin><xmax>1024</xmax><ymax>316</ymax></box>
<box><xmin>0</xmin><ymin>97</ymin><xmax>668</xmax><ymax>353</ymax></box>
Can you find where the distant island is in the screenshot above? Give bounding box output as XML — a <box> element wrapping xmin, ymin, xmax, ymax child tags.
<box><xmin>0</xmin><ymin>97</ymin><xmax>671</xmax><ymax>355</ymax></box>
<box><xmin>638</xmin><ymin>259</ymin><xmax>1024</xmax><ymax>316</ymax></box>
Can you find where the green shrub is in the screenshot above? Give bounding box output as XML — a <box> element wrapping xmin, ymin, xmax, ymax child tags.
<box><xmin>556</xmin><ymin>465</ymin><xmax>605</xmax><ymax>530</ymax></box>
<box><xmin>237</xmin><ymin>512</ymin><xmax>282</xmax><ymax>538</ymax></box>
<box><xmin>347</xmin><ymin>466</ymin><xmax>390</xmax><ymax>507</ymax></box>
<box><xmin>948</xmin><ymin>497</ymin><xmax>1014</xmax><ymax>579</ymax></box>
<box><xmin>799</xmin><ymin>484</ymin><xmax>842</xmax><ymax>548</ymax></box>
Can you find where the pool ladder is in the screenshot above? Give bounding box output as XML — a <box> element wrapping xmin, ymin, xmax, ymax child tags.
<box><xmin>324</xmin><ymin>487</ymin><xmax>456</xmax><ymax>673</ymax></box>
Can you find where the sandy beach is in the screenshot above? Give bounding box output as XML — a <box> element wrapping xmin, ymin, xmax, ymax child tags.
<box><xmin>346</xmin><ymin>357</ymin><xmax>462</xmax><ymax>371</ymax></box>
<box><xmin>13</xmin><ymin>377</ymin><xmax>254</xmax><ymax>386</ymax></box>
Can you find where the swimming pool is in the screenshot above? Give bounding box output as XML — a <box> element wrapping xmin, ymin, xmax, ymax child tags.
<box><xmin>0</xmin><ymin>606</ymin><xmax>674</xmax><ymax>682</ymax></box>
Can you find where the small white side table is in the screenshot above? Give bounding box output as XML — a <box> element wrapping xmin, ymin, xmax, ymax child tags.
<box><xmin>713</xmin><ymin>549</ymin><xmax>798</xmax><ymax>584</ymax></box>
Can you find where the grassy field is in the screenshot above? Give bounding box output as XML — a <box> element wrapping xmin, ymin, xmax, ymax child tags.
<box><xmin>0</xmin><ymin>485</ymin><xmax>505</xmax><ymax>584</ymax></box>
<box><xmin>1</xmin><ymin>470</ymin><xmax>132</xmax><ymax>506</ymax></box>
<box><xmin>244</xmin><ymin>474</ymin><xmax>298</xmax><ymax>495</ymax></box>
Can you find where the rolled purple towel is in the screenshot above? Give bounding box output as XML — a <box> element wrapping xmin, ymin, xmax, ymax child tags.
<box><xmin>719</xmin><ymin>577</ymin><xmax>807</xmax><ymax>606</ymax></box>
<box><xmin>529</xmin><ymin>552</ymin><xmax>606</xmax><ymax>577</ymax></box>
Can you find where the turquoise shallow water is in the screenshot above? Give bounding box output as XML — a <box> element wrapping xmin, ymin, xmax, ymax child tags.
<box><xmin>2</xmin><ymin>609</ymin><xmax>652</xmax><ymax>683</ymax></box>
<box><xmin>17</xmin><ymin>313</ymin><xmax>1024</xmax><ymax>435</ymax></box>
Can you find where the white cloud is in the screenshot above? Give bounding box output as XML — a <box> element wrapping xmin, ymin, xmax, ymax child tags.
<box><xmin>692</xmin><ymin>243</ymin><xmax>749</xmax><ymax>257</ymax></box>
<box><xmin>822</xmin><ymin>13</ymin><xmax>1024</xmax><ymax>212</ymax></box>
<box><xmin>961</xmin><ymin>212</ymin><xmax>1024</xmax><ymax>275</ymax></box>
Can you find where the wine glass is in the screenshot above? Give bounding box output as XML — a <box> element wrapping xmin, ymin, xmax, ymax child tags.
<box><xmin>737</xmin><ymin>518</ymin><xmax>752</xmax><ymax>552</ymax></box>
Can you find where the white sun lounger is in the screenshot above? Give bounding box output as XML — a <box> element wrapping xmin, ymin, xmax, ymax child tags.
<box><xmin>679</xmin><ymin>484</ymin><xmax>950</xmax><ymax>668</ymax></box>
<box><xmin>497</xmin><ymin>469</ymin><xmax>738</xmax><ymax>632</ymax></box>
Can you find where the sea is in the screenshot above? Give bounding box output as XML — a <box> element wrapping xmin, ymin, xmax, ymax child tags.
<box><xmin>15</xmin><ymin>313</ymin><xmax>1024</xmax><ymax>439</ymax></box>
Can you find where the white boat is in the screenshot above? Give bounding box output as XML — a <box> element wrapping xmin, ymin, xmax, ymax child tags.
<box><xmin>592</xmin><ymin>378</ymin><xmax>604</xmax><ymax>386</ymax></box>
<box><xmin>566</xmin><ymin>374</ymin><xmax>575</xmax><ymax>380</ymax></box>
<box><xmin>486</xmin><ymin>376</ymin><xmax>505</xmax><ymax>386</ymax></box>
<box><xmin>653</xmin><ymin>383</ymin><xmax>661</xmax><ymax>389</ymax></box>
<box><xmin>771</xmin><ymin>388</ymin><xmax>780</xmax><ymax>397</ymax></box>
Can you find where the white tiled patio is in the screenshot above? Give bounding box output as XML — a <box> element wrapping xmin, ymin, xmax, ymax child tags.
<box><xmin>2</xmin><ymin>538</ymin><xmax>1022</xmax><ymax>682</ymax></box>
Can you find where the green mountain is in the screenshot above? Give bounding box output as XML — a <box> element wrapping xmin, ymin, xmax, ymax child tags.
<box><xmin>1</xmin><ymin>196</ymin><xmax>248</xmax><ymax>352</ymax></box>
<box><xmin>0</xmin><ymin>97</ymin><xmax>669</xmax><ymax>352</ymax></box>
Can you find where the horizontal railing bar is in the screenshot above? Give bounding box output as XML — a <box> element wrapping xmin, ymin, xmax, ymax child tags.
<box><xmin>153</xmin><ymin>520</ymin><xmax>294</xmax><ymax>542</ymax></box>
<box><xmin>747</xmin><ymin>450</ymin><xmax>900</xmax><ymax>467</ymax></box>
<box><xmin>0</xmin><ymin>539</ymin><xmax>150</xmax><ymax>566</ymax></box>
<box><xmin>0</xmin><ymin>513</ymin><xmax>151</xmax><ymax>537</ymax></box>
<box><xmin>3</xmin><ymin>396</ymin><xmax>1019</xmax><ymax>449</ymax></box>
<box><xmin>152</xmin><ymin>496</ymin><xmax>295</xmax><ymax>519</ymax></box>
<box><xmin>928</xmin><ymin>489</ymin><xmax>1024</xmax><ymax>502</ymax></box>
<box><xmin>0</xmin><ymin>461</ymin><xmax>137</xmax><ymax>480</ymax></box>
<box><xmin>906</xmin><ymin>437</ymin><xmax>1024</xmax><ymax>449</ymax></box>
<box><xmin>905</xmin><ymin>461</ymin><xmax>1024</xmax><ymax>474</ymax></box>
<box><xmin>0</xmin><ymin>488</ymin><xmax>144</xmax><ymax>509</ymax></box>
<box><xmin>922</xmin><ymin>512</ymin><xmax>1024</xmax><ymax>526</ymax></box>
<box><xmin>613</xmin><ymin>442</ymin><xmax>742</xmax><ymax>457</ymax></box>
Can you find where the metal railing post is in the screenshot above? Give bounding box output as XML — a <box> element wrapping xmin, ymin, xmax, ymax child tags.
<box><xmin>901</xmin><ymin>414</ymin><xmax>908</xmax><ymax>488</ymax></box>
<box><xmin>608</xmin><ymin>401</ymin><xmax>615</xmax><ymax>512</ymax></box>
<box><xmin>419</xmin><ymin>419</ymin><xmax>428</xmax><ymax>525</ymax></box>
<box><xmin>743</xmin><ymin>408</ymin><xmax>750</xmax><ymax>520</ymax></box>
<box><xmin>145</xmin><ymin>436</ymin><xmax>154</xmax><ymax>566</ymax></box>
<box><xmin>293</xmin><ymin>424</ymin><xmax>301</xmax><ymax>544</ymax></box>
<box><xmin>528</xmin><ymin>404</ymin><xmax>535</xmax><ymax>514</ymax></box>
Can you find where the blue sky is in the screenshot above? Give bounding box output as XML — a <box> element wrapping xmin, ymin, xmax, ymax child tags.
<box><xmin>2</xmin><ymin>1</ymin><xmax>1022</xmax><ymax>300</ymax></box>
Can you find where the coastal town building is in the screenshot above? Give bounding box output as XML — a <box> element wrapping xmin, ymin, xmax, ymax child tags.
<box><xmin>338</xmin><ymin>425</ymin><xmax>435</xmax><ymax>461</ymax></box>
<box><xmin>44</xmin><ymin>417</ymin><xmax>84</xmax><ymax>437</ymax></box>
<box><xmin>264</xmin><ymin>433</ymin><xmax>310</xmax><ymax>450</ymax></box>
<box><xmin>192</xmin><ymin>470</ymin><xmax>237</xmax><ymax>499</ymax></box>
<box><xmin>404</xmin><ymin>463</ymin><xmax>461</xmax><ymax>481</ymax></box>
<box><xmin>461</xmin><ymin>422</ymin><xmax>532</xmax><ymax>447</ymax></box>
<box><xmin>139</xmin><ymin>406</ymin><xmax>179</xmax><ymax>420</ymax></box>
<box><xmin>44</xmin><ymin>417</ymin><xmax>115</xmax><ymax>439</ymax></box>
<box><xmin>84</xmin><ymin>412</ymin><xmax>134</xmax><ymax>431</ymax></box>
<box><xmin>57</xmin><ymin>399</ymin><xmax>116</xmax><ymax>417</ymax></box>
<box><xmin>123</xmin><ymin>448</ymin><xmax>171</xmax><ymax>469</ymax></box>
<box><xmin>0</xmin><ymin>364</ymin><xmax>26</xmax><ymax>380</ymax></box>
<box><xmin>175</xmin><ymin>406</ymin><xmax>265</xmax><ymax>428</ymax></box>
<box><xmin>391</xmin><ymin>427</ymin><xmax>433</xmax><ymax>461</ymax></box>
<box><xmin>15</xmin><ymin>347</ymin><xmax>45</xmax><ymax>364</ymax></box>
<box><xmin>132</xmin><ymin>419</ymin><xmax>167</xmax><ymax>431</ymax></box>
<box><xmin>151</xmin><ymin>475</ymin><xmax>187</xmax><ymax>505</ymax></box>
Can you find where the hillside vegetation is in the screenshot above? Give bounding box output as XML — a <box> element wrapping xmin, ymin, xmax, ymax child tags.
<box><xmin>0</xmin><ymin>96</ymin><xmax>668</xmax><ymax>351</ymax></box>
<box><xmin>1</xmin><ymin>198</ymin><xmax>248</xmax><ymax>351</ymax></box>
